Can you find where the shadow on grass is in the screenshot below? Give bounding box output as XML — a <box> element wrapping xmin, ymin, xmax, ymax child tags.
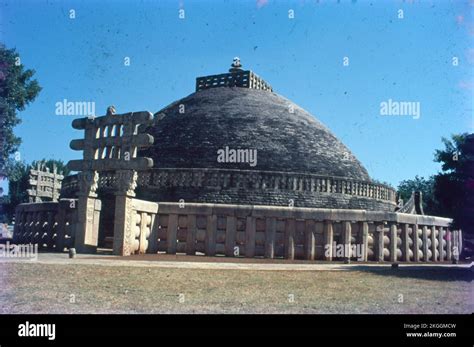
<box><xmin>343</xmin><ymin>264</ymin><xmax>474</xmax><ymax>282</ymax></box>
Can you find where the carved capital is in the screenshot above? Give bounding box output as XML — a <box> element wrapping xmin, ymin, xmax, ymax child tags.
<box><xmin>77</xmin><ymin>171</ymin><xmax>99</xmax><ymax>197</ymax></box>
<box><xmin>115</xmin><ymin>170</ymin><xmax>138</xmax><ymax>197</ymax></box>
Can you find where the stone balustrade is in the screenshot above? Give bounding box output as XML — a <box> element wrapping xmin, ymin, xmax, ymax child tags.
<box><xmin>61</xmin><ymin>168</ymin><xmax>397</xmax><ymax>211</ymax></box>
<box><xmin>195</xmin><ymin>70</ymin><xmax>273</xmax><ymax>92</ymax></box>
<box><xmin>13</xmin><ymin>199</ymin><xmax>78</xmax><ymax>251</ymax></box>
<box><xmin>13</xmin><ymin>199</ymin><xmax>461</xmax><ymax>262</ymax></box>
<box><xmin>124</xmin><ymin>198</ymin><xmax>158</xmax><ymax>255</ymax></box>
<box><xmin>135</xmin><ymin>202</ymin><xmax>458</xmax><ymax>262</ymax></box>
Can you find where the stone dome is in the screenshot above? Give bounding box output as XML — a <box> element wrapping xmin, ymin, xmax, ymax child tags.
<box><xmin>144</xmin><ymin>87</ymin><xmax>370</xmax><ymax>180</ymax></box>
<box><xmin>61</xmin><ymin>64</ymin><xmax>396</xmax><ymax>211</ymax></box>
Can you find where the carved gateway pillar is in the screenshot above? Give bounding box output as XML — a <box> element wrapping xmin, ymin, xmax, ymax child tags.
<box><xmin>74</xmin><ymin>171</ymin><xmax>101</xmax><ymax>253</ymax></box>
<box><xmin>113</xmin><ymin>170</ymin><xmax>138</xmax><ymax>256</ymax></box>
<box><xmin>67</xmin><ymin>110</ymin><xmax>154</xmax><ymax>255</ymax></box>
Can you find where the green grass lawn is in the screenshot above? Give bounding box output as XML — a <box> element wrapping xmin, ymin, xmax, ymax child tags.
<box><xmin>1</xmin><ymin>263</ymin><xmax>472</xmax><ymax>314</ymax></box>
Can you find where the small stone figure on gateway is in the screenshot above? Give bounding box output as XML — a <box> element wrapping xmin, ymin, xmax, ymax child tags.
<box><xmin>229</xmin><ymin>57</ymin><xmax>243</xmax><ymax>72</ymax></box>
<box><xmin>196</xmin><ymin>57</ymin><xmax>273</xmax><ymax>91</ymax></box>
<box><xmin>106</xmin><ymin>105</ymin><xmax>116</xmax><ymax>116</ymax></box>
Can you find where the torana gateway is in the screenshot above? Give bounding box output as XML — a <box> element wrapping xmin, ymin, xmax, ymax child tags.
<box><xmin>14</xmin><ymin>59</ymin><xmax>462</xmax><ymax>262</ymax></box>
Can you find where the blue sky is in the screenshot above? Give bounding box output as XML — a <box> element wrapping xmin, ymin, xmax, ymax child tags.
<box><xmin>0</xmin><ymin>0</ymin><xmax>473</xmax><ymax>193</ymax></box>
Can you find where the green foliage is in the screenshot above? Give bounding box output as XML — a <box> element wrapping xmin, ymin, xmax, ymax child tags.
<box><xmin>397</xmin><ymin>175</ymin><xmax>440</xmax><ymax>216</ymax></box>
<box><xmin>4</xmin><ymin>160</ymin><xmax>29</xmax><ymax>219</ymax></box>
<box><xmin>396</xmin><ymin>133</ymin><xmax>473</xmax><ymax>234</ymax></box>
<box><xmin>0</xmin><ymin>43</ymin><xmax>42</xmax><ymax>171</ymax></box>
<box><xmin>433</xmin><ymin>133</ymin><xmax>473</xmax><ymax>237</ymax></box>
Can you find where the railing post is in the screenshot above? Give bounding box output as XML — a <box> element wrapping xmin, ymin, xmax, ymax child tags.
<box><xmin>225</xmin><ymin>216</ymin><xmax>236</xmax><ymax>257</ymax></box>
<box><xmin>323</xmin><ymin>220</ymin><xmax>333</xmax><ymax>261</ymax></box>
<box><xmin>359</xmin><ymin>221</ymin><xmax>369</xmax><ymax>262</ymax></box>
<box><xmin>446</xmin><ymin>229</ymin><xmax>452</xmax><ymax>261</ymax></box>
<box><xmin>401</xmin><ymin>223</ymin><xmax>410</xmax><ymax>262</ymax></box>
<box><xmin>431</xmin><ymin>226</ymin><xmax>437</xmax><ymax>262</ymax></box>
<box><xmin>438</xmin><ymin>227</ymin><xmax>445</xmax><ymax>262</ymax></box>
<box><xmin>166</xmin><ymin>214</ymin><xmax>178</xmax><ymax>255</ymax></box>
<box><xmin>75</xmin><ymin>171</ymin><xmax>101</xmax><ymax>254</ymax></box>
<box><xmin>265</xmin><ymin>217</ymin><xmax>276</xmax><ymax>259</ymax></box>
<box><xmin>113</xmin><ymin>170</ymin><xmax>137</xmax><ymax>256</ymax></box>
<box><xmin>186</xmin><ymin>214</ymin><xmax>197</xmax><ymax>256</ymax></box>
<box><xmin>206</xmin><ymin>215</ymin><xmax>217</xmax><ymax>256</ymax></box>
<box><xmin>390</xmin><ymin>223</ymin><xmax>398</xmax><ymax>262</ymax></box>
<box><xmin>343</xmin><ymin>221</ymin><xmax>352</xmax><ymax>261</ymax></box>
<box><xmin>304</xmin><ymin>219</ymin><xmax>316</xmax><ymax>261</ymax></box>
<box><xmin>284</xmin><ymin>219</ymin><xmax>295</xmax><ymax>260</ymax></box>
<box><xmin>375</xmin><ymin>222</ymin><xmax>385</xmax><ymax>262</ymax></box>
<box><xmin>245</xmin><ymin>216</ymin><xmax>256</xmax><ymax>258</ymax></box>
<box><xmin>422</xmin><ymin>226</ymin><xmax>429</xmax><ymax>261</ymax></box>
<box><xmin>413</xmin><ymin>224</ymin><xmax>420</xmax><ymax>262</ymax></box>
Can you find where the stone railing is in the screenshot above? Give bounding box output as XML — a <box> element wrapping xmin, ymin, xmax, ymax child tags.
<box><xmin>138</xmin><ymin>168</ymin><xmax>396</xmax><ymax>200</ymax></box>
<box><xmin>195</xmin><ymin>70</ymin><xmax>273</xmax><ymax>92</ymax></box>
<box><xmin>13</xmin><ymin>199</ymin><xmax>78</xmax><ymax>251</ymax></box>
<box><xmin>115</xmin><ymin>198</ymin><xmax>158</xmax><ymax>255</ymax></box>
<box><xmin>135</xmin><ymin>202</ymin><xmax>459</xmax><ymax>262</ymax></box>
<box><xmin>61</xmin><ymin>168</ymin><xmax>397</xmax><ymax>209</ymax></box>
<box><xmin>12</xmin><ymin>198</ymin><xmax>461</xmax><ymax>262</ymax></box>
<box><xmin>61</xmin><ymin>174</ymin><xmax>79</xmax><ymax>196</ymax></box>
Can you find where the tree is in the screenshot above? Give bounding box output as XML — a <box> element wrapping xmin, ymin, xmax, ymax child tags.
<box><xmin>396</xmin><ymin>134</ymin><xmax>473</xmax><ymax>259</ymax></box>
<box><xmin>0</xmin><ymin>44</ymin><xmax>42</xmax><ymax>175</ymax></box>
<box><xmin>397</xmin><ymin>175</ymin><xmax>440</xmax><ymax>216</ymax></box>
<box><xmin>433</xmin><ymin>133</ymin><xmax>474</xmax><ymax>238</ymax></box>
<box><xmin>3</xmin><ymin>160</ymin><xmax>29</xmax><ymax>220</ymax></box>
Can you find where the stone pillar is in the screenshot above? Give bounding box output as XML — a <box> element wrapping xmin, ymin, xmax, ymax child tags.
<box><xmin>55</xmin><ymin>199</ymin><xmax>71</xmax><ymax>251</ymax></box>
<box><xmin>46</xmin><ymin>210</ymin><xmax>55</xmax><ymax>249</ymax></box>
<box><xmin>167</xmin><ymin>214</ymin><xmax>178</xmax><ymax>254</ymax></box>
<box><xmin>413</xmin><ymin>224</ymin><xmax>420</xmax><ymax>262</ymax></box>
<box><xmin>304</xmin><ymin>219</ymin><xmax>316</xmax><ymax>261</ymax></box>
<box><xmin>438</xmin><ymin>227</ymin><xmax>444</xmax><ymax>262</ymax></box>
<box><xmin>458</xmin><ymin>230</ymin><xmax>463</xmax><ymax>260</ymax></box>
<box><xmin>343</xmin><ymin>221</ymin><xmax>351</xmax><ymax>261</ymax></box>
<box><xmin>452</xmin><ymin>230</ymin><xmax>460</xmax><ymax>261</ymax></box>
<box><xmin>245</xmin><ymin>216</ymin><xmax>256</xmax><ymax>258</ymax></box>
<box><xmin>431</xmin><ymin>226</ymin><xmax>437</xmax><ymax>262</ymax></box>
<box><xmin>446</xmin><ymin>229</ymin><xmax>452</xmax><ymax>261</ymax></box>
<box><xmin>55</xmin><ymin>204</ymin><xmax>66</xmax><ymax>251</ymax></box>
<box><xmin>137</xmin><ymin>212</ymin><xmax>149</xmax><ymax>254</ymax></box>
<box><xmin>225</xmin><ymin>216</ymin><xmax>236</xmax><ymax>257</ymax></box>
<box><xmin>390</xmin><ymin>223</ymin><xmax>398</xmax><ymax>263</ymax></box>
<box><xmin>359</xmin><ymin>221</ymin><xmax>369</xmax><ymax>262</ymax></box>
<box><xmin>147</xmin><ymin>216</ymin><xmax>159</xmax><ymax>254</ymax></box>
<box><xmin>323</xmin><ymin>220</ymin><xmax>333</xmax><ymax>261</ymax></box>
<box><xmin>113</xmin><ymin>170</ymin><xmax>138</xmax><ymax>256</ymax></box>
<box><xmin>375</xmin><ymin>223</ymin><xmax>384</xmax><ymax>262</ymax></box>
<box><xmin>265</xmin><ymin>217</ymin><xmax>276</xmax><ymax>259</ymax></box>
<box><xmin>284</xmin><ymin>218</ymin><xmax>295</xmax><ymax>260</ymax></box>
<box><xmin>186</xmin><ymin>214</ymin><xmax>197</xmax><ymax>255</ymax></box>
<box><xmin>75</xmin><ymin>171</ymin><xmax>100</xmax><ymax>254</ymax></box>
<box><xmin>205</xmin><ymin>215</ymin><xmax>217</xmax><ymax>256</ymax></box>
<box><xmin>422</xmin><ymin>226</ymin><xmax>429</xmax><ymax>261</ymax></box>
<box><xmin>401</xmin><ymin>224</ymin><xmax>410</xmax><ymax>262</ymax></box>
